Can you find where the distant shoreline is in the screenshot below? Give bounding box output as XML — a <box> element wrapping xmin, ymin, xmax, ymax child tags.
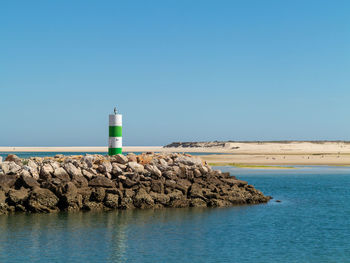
<box><xmin>199</xmin><ymin>154</ymin><xmax>350</xmax><ymax>166</ymax></box>
<box><xmin>165</xmin><ymin>140</ymin><xmax>350</xmax><ymax>146</ymax></box>
<box><xmin>1</xmin><ymin>142</ymin><xmax>350</xmax><ymax>166</ymax></box>
<box><xmin>3</xmin><ymin>140</ymin><xmax>350</xmax><ymax>154</ymax></box>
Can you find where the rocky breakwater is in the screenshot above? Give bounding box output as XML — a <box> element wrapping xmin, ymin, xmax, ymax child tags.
<box><xmin>0</xmin><ymin>153</ymin><xmax>271</xmax><ymax>214</ymax></box>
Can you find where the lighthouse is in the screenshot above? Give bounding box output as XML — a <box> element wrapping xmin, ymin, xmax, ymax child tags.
<box><xmin>108</xmin><ymin>107</ymin><xmax>122</xmax><ymax>155</ymax></box>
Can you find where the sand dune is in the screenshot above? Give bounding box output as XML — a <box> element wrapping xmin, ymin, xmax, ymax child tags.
<box><xmin>166</xmin><ymin>141</ymin><xmax>350</xmax><ymax>154</ymax></box>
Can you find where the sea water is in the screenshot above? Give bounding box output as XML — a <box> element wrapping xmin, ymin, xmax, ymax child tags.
<box><xmin>0</xmin><ymin>166</ymin><xmax>350</xmax><ymax>262</ymax></box>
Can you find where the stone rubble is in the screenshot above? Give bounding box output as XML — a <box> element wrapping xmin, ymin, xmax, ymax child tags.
<box><xmin>0</xmin><ymin>153</ymin><xmax>271</xmax><ymax>214</ymax></box>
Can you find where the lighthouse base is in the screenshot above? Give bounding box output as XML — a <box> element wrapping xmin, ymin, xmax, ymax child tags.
<box><xmin>109</xmin><ymin>148</ymin><xmax>122</xmax><ymax>155</ymax></box>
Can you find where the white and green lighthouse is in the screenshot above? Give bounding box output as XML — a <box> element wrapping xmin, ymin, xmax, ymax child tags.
<box><xmin>108</xmin><ymin>107</ymin><xmax>122</xmax><ymax>155</ymax></box>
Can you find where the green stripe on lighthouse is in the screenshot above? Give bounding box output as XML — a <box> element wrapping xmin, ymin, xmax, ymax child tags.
<box><xmin>109</xmin><ymin>148</ymin><xmax>122</xmax><ymax>155</ymax></box>
<box><xmin>109</xmin><ymin>126</ymin><xmax>122</xmax><ymax>137</ymax></box>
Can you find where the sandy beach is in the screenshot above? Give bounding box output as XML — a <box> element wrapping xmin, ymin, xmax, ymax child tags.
<box><xmin>199</xmin><ymin>154</ymin><xmax>350</xmax><ymax>166</ymax></box>
<box><xmin>166</xmin><ymin>141</ymin><xmax>350</xmax><ymax>166</ymax></box>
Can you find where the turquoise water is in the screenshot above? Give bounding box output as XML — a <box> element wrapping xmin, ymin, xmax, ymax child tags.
<box><xmin>1</xmin><ymin>166</ymin><xmax>350</xmax><ymax>262</ymax></box>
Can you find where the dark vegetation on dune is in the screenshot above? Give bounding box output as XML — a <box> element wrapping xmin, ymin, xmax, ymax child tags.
<box><xmin>164</xmin><ymin>140</ymin><xmax>350</xmax><ymax>148</ymax></box>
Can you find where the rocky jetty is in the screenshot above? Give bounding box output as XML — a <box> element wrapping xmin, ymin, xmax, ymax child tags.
<box><xmin>0</xmin><ymin>153</ymin><xmax>270</xmax><ymax>214</ymax></box>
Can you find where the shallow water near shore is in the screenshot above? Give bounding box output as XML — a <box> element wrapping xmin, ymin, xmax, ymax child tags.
<box><xmin>1</xmin><ymin>167</ymin><xmax>350</xmax><ymax>262</ymax></box>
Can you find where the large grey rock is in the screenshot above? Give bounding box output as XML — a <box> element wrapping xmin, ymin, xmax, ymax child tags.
<box><xmin>163</xmin><ymin>170</ymin><xmax>177</xmax><ymax>180</ymax></box>
<box><xmin>90</xmin><ymin>187</ymin><xmax>105</xmax><ymax>202</ymax></box>
<box><xmin>133</xmin><ymin>188</ymin><xmax>154</xmax><ymax>208</ymax></box>
<box><xmin>112</xmin><ymin>163</ymin><xmax>123</xmax><ymax>175</ymax></box>
<box><xmin>64</xmin><ymin>163</ymin><xmax>82</xmax><ymax>178</ymax></box>
<box><xmin>8</xmin><ymin>188</ymin><xmax>29</xmax><ymax>205</ymax></box>
<box><xmin>149</xmin><ymin>191</ymin><xmax>170</xmax><ymax>205</ymax></box>
<box><xmin>1</xmin><ymin>162</ymin><xmax>21</xmax><ymax>175</ymax></box>
<box><xmin>104</xmin><ymin>193</ymin><xmax>119</xmax><ymax>208</ymax></box>
<box><xmin>0</xmin><ymin>174</ymin><xmax>19</xmax><ymax>188</ymax></box>
<box><xmin>193</xmin><ymin>169</ymin><xmax>202</xmax><ymax>178</ymax></box>
<box><xmin>56</xmin><ymin>182</ymin><xmax>78</xmax><ymax>197</ymax></box>
<box><xmin>71</xmin><ymin>174</ymin><xmax>88</xmax><ymax>188</ymax></box>
<box><xmin>165</xmin><ymin>180</ymin><xmax>187</xmax><ymax>194</ymax></box>
<box><xmin>27</xmin><ymin>159</ymin><xmax>38</xmax><ymax>170</ymax></box>
<box><xmin>127</xmin><ymin>153</ymin><xmax>137</xmax><ymax>163</ymax></box>
<box><xmin>82</xmin><ymin>169</ymin><xmax>95</xmax><ymax>180</ymax></box>
<box><xmin>81</xmin><ymin>155</ymin><xmax>95</xmax><ymax>168</ymax></box>
<box><xmin>113</xmin><ymin>154</ymin><xmax>128</xmax><ymax>164</ymax></box>
<box><xmin>22</xmin><ymin>165</ymin><xmax>36</xmax><ymax>176</ymax></box>
<box><xmin>188</xmin><ymin>183</ymin><xmax>205</xmax><ymax>200</ymax></box>
<box><xmin>16</xmin><ymin>175</ymin><xmax>40</xmax><ymax>189</ymax></box>
<box><xmin>88</xmin><ymin>176</ymin><xmax>115</xmax><ymax>188</ymax></box>
<box><xmin>53</xmin><ymin>167</ymin><xmax>70</xmax><ymax>181</ymax></box>
<box><xmin>77</xmin><ymin>187</ymin><xmax>92</xmax><ymax>203</ymax></box>
<box><xmin>145</xmin><ymin>164</ymin><xmax>162</xmax><ymax>177</ymax></box>
<box><xmin>10</xmin><ymin>162</ymin><xmax>22</xmax><ymax>174</ymax></box>
<box><xmin>199</xmin><ymin>165</ymin><xmax>209</xmax><ymax>174</ymax></box>
<box><xmin>115</xmin><ymin>163</ymin><xmax>127</xmax><ymax>170</ymax></box>
<box><xmin>24</xmin><ymin>161</ymin><xmax>39</xmax><ymax>179</ymax></box>
<box><xmin>128</xmin><ymin>162</ymin><xmax>145</xmax><ymax>173</ymax></box>
<box><xmin>151</xmin><ymin>180</ymin><xmax>164</xmax><ymax>193</ymax></box>
<box><xmin>19</xmin><ymin>169</ymin><xmax>31</xmax><ymax>178</ymax></box>
<box><xmin>50</xmin><ymin>161</ymin><xmax>60</xmax><ymax>170</ymax></box>
<box><xmin>40</xmin><ymin>164</ymin><xmax>54</xmax><ymax>180</ymax></box>
<box><xmin>119</xmin><ymin>189</ymin><xmax>135</xmax><ymax>209</ymax></box>
<box><xmin>159</xmin><ymin>158</ymin><xmax>168</xmax><ymax>167</ymax></box>
<box><xmin>57</xmin><ymin>182</ymin><xmax>82</xmax><ymax>210</ymax></box>
<box><xmin>27</xmin><ymin>188</ymin><xmax>59</xmax><ymax>212</ymax></box>
<box><xmin>119</xmin><ymin>176</ymin><xmax>137</xmax><ymax>188</ymax></box>
<box><xmin>97</xmin><ymin>161</ymin><xmax>112</xmax><ymax>174</ymax></box>
<box><xmin>174</xmin><ymin>156</ymin><xmax>202</xmax><ymax>166</ymax></box>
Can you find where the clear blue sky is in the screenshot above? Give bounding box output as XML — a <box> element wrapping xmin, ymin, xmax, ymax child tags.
<box><xmin>1</xmin><ymin>0</ymin><xmax>349</xmax><ymax>146</ymax></box>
